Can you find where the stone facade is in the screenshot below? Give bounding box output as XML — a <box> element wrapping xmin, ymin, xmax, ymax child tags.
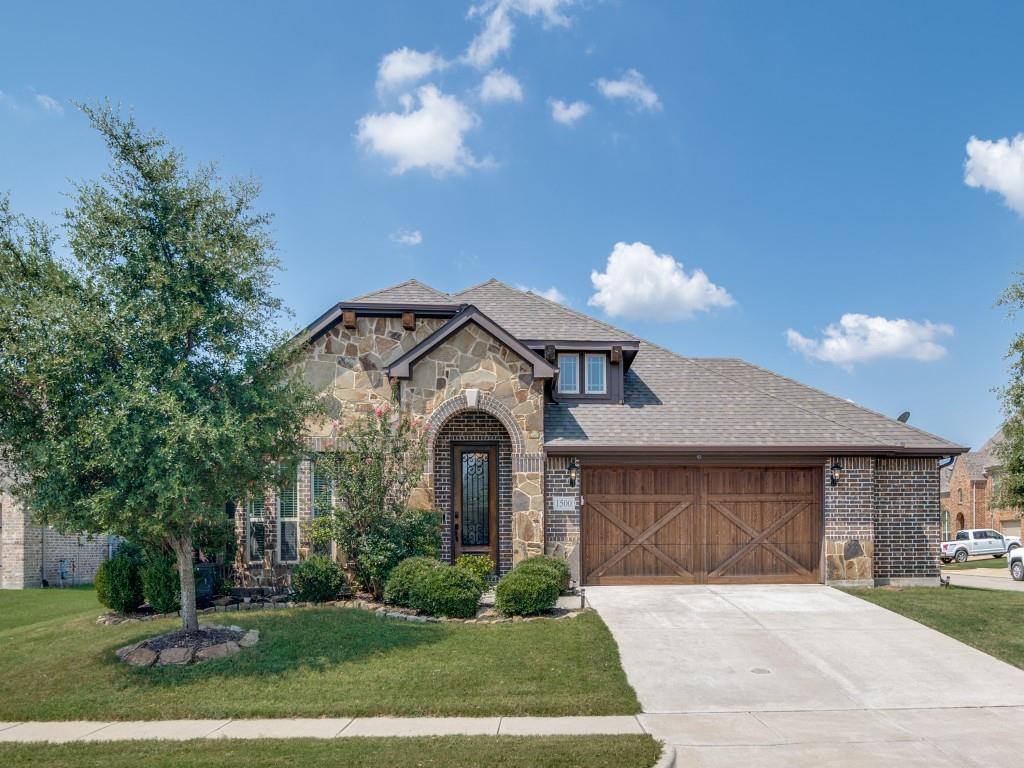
<box><xmin>824</xmin><ymin>457</ymin><xmax>875</xmax><ymax>584</ymax></box>
<box><xmin>236</xmin><ymin>315</ymin><xmax>547</xmax><ymax>578</ymax></box>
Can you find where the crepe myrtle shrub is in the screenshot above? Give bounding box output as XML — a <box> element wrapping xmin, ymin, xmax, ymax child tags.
<box><xmin>0</xmin><ymin>105</ymin><xmax>318</xmax><ymax>631</ymax></box>
<box><xmin>309</xmin><ymin>404</ymin><xmax>440</xmax><ymax>599</ymax></box>
<box><xmin>495</xmin><ymin>568</ymin><xmax>560</xmax><ymax>617</ymax></box>
<box><xmin>291</xmin><ymin>555</ymin><xmax>348</xmax><ymax>603</ymax></box>
<box><xmin>454</xmin><ymin>554</ymin><xmax>495</xmax><ymax>584</ymax></box>
<box><xmin>513</xmin><ymin>555</ymin><xmax>571</xmax><ymax>592</ymax></box>
<box><xmin>384</xmin><ymin>557</ymin><xmax>443</xmax><ymax>607</ymax></box>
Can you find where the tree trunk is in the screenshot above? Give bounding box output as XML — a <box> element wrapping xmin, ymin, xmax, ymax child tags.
<box><xmin>169</xmin><ymin>535</ymin><xmax>199</xmax><ymax>631</ymax></box>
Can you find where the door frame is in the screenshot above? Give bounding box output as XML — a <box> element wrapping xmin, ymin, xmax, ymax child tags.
<box><xmin>451</xmin><ymin>443</ymin><xmax>499</xmax><ymax>563</ymax></box>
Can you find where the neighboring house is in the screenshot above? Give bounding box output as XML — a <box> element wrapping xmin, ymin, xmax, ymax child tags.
<box><xmin>235</xmin><ymin>279</ymin><xmax>966</xmax><ymax>588</ymax></box>
<box><xmin>1</xmin><ymin>466</ymin><xmax>113</xmax><ymax>589</ymax></box>
<box><xmin>944</xmin><ymin>429</ymin><xmax>1022</xmax><ymax>538</ymax></box>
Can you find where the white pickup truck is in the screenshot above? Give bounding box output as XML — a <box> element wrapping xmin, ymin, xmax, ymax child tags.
<box><xmin>1009</xmin><ymin>547</ymin><xmax>1024</xmax><ymax>581</ymax></box>
<box><xmin>939</xmin><ymin>528</ymin><xmax>1021</xmax><ymax>564</ymax></box>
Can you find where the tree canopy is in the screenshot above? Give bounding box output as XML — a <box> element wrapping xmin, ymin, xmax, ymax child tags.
<box><xmin>0</xmin><ymin>105</ymin><xmax>317</xmax><ymax>628</ymax></box>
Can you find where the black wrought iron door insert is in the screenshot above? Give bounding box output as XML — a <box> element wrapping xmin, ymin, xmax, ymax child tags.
<box><xmin>454</xmin><ymin>445</ymin><xmax>497</xmax><ymax>559</ymax></box>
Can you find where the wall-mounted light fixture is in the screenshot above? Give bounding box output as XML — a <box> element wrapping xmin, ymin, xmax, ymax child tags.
<box><xmin>568</xmin><ymin>457</ymin><xmax>579</xmax><ymax>488</ymax></box>
<box><xmin>829</xmin><ymin>461</ymin><xmax>843</xmax><ymax>487</ymax></box>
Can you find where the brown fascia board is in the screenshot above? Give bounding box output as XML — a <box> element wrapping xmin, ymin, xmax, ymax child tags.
<box><xmin>299</xmin><ymin>302</ymin><xmax>463</xmax><ymax>343</ymax></box>
<box><xmin>522</xmin><ymin>340</ymin><xmax>641</xmax><ymax>371</ymax></box>
<box><xmin>387</xmin><ymin>306</ymin><xmax>557</xmax><ymax>379</ymax></box>
<box><xmin>543</xmin><ymin>443</ymin><xmax>968</xmax><ymax>457</ymax></box>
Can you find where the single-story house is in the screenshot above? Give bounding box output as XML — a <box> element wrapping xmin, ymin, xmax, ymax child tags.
<box><xmin>236</xmin><ymin>278</ymin><xmax>967</xmax><ymax>588</ymax></box>
<box><xmin>1</xmin><ymin>466</ymin><xmax>113</xmax><ymax>588</ymax></box>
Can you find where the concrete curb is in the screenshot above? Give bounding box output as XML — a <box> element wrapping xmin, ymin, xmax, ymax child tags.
<box><xmin>652</xmin><ymin>743</ymin><xmax>676</xmax><ymax>768</ymax></box>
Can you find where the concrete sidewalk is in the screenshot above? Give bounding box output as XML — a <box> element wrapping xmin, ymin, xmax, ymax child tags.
<box><xmin>0</xmin><ymin>716</ymin><xmax>644</xmax><ymax>743</ymax></box>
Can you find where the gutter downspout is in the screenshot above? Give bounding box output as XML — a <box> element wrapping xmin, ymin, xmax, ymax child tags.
<box><xmin>972</xmin><ymin>482</ymin><xmax>977</xmax><ymax>529</ymax></box>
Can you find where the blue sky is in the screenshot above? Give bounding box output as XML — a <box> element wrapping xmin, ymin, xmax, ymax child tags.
<box><xmin>3</xmin><ymin>1</ymin><xmax>1024</xmax><ymax>451</ymax></box>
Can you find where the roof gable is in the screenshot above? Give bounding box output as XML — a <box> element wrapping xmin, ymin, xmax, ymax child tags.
<box><xmin>387</xmin><ymin>305</ymin><xmax>556</xmax><ymax>379</ymax></box>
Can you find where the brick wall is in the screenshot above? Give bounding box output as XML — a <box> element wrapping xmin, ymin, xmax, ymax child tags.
<box><xmin>545</xmin><ymin>455</ymin><xmax>581</xmax><ymax>583</ymax></box>
<box><xmin>433</xmin><ymin>411</ymin><xmax>513</xmax><ymax>574</ymax></box>
<box><xmin>873</xmin><ymin>457</ymin><xmax>941</xmax><ymax>581</ymax></box>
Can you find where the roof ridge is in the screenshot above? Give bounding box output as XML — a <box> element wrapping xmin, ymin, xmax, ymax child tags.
<box><xmin>350</xmin><ymin>278</ymin><xmax>452</xmax><ymax>303</ymax></box>
<box><xmin>458</xmin><ymin>278</ymin><xmax>640</xmax><ymax>341</ymax></box>
<box><xmin>728</xmin><ymin>357</ymin><xmax>963</xmax><ymax>450</ymax></box>
<box><xmin>452</xmin><ymin>277</ymin><xmax>501</xmax><ymax>296</ymax></box>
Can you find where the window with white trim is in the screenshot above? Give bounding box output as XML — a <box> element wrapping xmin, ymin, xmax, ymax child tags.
<box><xmin>558</xmin><ymin>353</ymin><xmax>579</xmax><ymax>394</ymax></box>
<box><xmin>278</xmin><ymin>472</ymin><xmax>299</xmax><ymax>563</ymax></box>
<box><xmin>247</xmin><ymin>494</ymin><xmax>266</xmax><ymax>564</ymax></box>
<box><xmin>311</xmin><ymin>455</ymin><xmax>334</xmax><ymax>557</ymax></box>
<box><xmin>585</xmin><ymin>353</ymin><xmax>607</xmax><ymax>394</ymax></box>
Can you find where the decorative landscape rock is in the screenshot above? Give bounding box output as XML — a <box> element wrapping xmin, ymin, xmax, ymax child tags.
<box><xmin>115</xmin><ymin>624</ymin><xmax>256</xmax><ymax>667</ymax></box>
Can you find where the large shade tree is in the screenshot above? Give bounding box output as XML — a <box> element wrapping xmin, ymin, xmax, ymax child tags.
<box><xmin>995</xmin><ymin>273</ymin><xmax>1024</xmax><ymax>520</ymax></box>
<box><xmin>0</xmin><ymin>105</ymin><xmax>317</xmax><ymax>630</ymax></box>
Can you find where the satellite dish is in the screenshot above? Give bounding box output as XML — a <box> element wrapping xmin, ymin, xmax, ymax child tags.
<box><xmin>897</xmin><ymin>411</ymin><xmax>911</xmax><ymax>423</ymax></box>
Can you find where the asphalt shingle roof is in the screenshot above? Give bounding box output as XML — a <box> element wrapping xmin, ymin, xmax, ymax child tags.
<box><xmin>338</xmin><ymin>278</ymin><xmax>964</xmax><ymax>455</ymax></box>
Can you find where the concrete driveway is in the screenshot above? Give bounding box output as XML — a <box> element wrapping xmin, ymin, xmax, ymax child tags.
<box><xmin>586</xmin><ymin>585</ymin><xmax>1024</xmax><ymax>766</ymax></box>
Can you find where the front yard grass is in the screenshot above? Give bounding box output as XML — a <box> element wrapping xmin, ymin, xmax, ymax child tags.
<box><xmin>0</xmin><ymin>736</ymin><xmax>662</xmax><ymax>768</ymax></box>
<box><xmin>0</xmin><ymin>588</ymin><xmax>639</xmax><ymax>720</ymax></box>
<box><xmin>846</xmin><ymin>586</ymin><xmax>1024</xmax><ymax>670</ymax></box>
<box><xmin>940</xmin><ymin>556</ymin><xmax>1011</xmax><ymax>570</ymax></box>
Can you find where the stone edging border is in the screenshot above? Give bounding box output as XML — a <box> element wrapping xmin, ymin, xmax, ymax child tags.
<box><xmin>98</xmin><ymin>598</ymin><xmax>586</xmax><ymax>626</ymax></box>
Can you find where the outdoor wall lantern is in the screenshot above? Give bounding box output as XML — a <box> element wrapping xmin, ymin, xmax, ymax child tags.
<box><xmin>829</xmin><ymin>462</ymin><xmax>843</xmax><ymax>487</ymax></box>
<box><xmin>568</xmin><ymin>457</ymin><xmax>579</xmax><ymax>487</ymax></box>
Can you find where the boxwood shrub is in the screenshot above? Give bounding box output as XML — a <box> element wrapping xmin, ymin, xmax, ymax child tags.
<box><xmin>412</xmin><ymin>565</ymin><xmax>484</xmax><ymax>618</ymax></box>
<box><xmin>513</xmin><ymin>555</ymin><xmax>571</xmax><ymax>591</ymax></box>
<box><xmin>103</xmin><ymin>543</ymin><xmax>144</xmax><ymax>615</ymax></box>
<box><xmin>291</xmin><ymin>555</ymin><xmax>348</xmax><ymax>603</ymax></box>
<box><xmin>495</xmin><ymin>568</ymin><xmax>560</xmax><ymax>617</ymax></box>
<box><xmin>384</xmin><ymin>556</ymin><xmax>443</xmax><ymax>607</ymax></box>
<box><xmin>141</xmin><ymin>553</ymin><xmax>181</xmax><ymax>614</ymax></box>
<box><xmin>454</xmin><ymin>554</ymin><xmax>495</xmax><ymax>584</ymax></box>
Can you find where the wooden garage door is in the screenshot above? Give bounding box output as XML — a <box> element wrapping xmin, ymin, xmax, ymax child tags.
<box><xmin>582</xmin><ymin>466</ymin><xmax>822</xmax><ymax>585</ymax></box>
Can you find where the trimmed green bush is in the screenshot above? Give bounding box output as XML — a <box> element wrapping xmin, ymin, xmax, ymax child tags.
<box><xmin>93</xmin><ymin>558</ymin><xmax>112</xmax><ymax>608</ymax></box>
<box><xmin>141</xmin><ymin>553</ymin><xmax>181</xmax><ymax>614</ymax></box>
<box><xmin>454</xmin><ymin>554</ymin><xmax>495</xmax><ymax>583</ymax></box>
<box><xmin>291</xmin><ymin>555</ymin><xmax>347</xmax><ymax>603</ymax></box>
<box><xmin>104</xmin><ymin>544</ymin><xmax>144</xmax><ymax>614</ymax></box>
<box><xmin>495</xmin><ymin>568</ymin><xmax>560</xmax><ymax>617</ymax></box>
<box><xmin>384</xmin><ymin>557</ymin><xmax>443</xmax><ymax>607</ymax></box>
<box><xmin>514</xmin><ymin>555</ymin><xmax>571</xmax><ymax>591</ymax></box>
<box><xmin>411</xmin><ymin>565</ymin><xmax>484</xmax><ymax>619</ymax></box>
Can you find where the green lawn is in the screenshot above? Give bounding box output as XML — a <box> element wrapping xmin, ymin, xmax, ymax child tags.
<box><xmin>940</xmin><ymin>556</ymin><xmax>1011</xmax><ymax>570</ymax></box>
<box><xmin>0</xmin><ymin>737</ymin><xmax>662</xmax><ymax>768</ymax></box>
<box><xmin>0</xmin><ymin>588</ymin><xmax>639</xmax><ymax>720</ymax></box>
<box><xmin>846</xmin><ymin>586</ymin><xmax>1024</xmax><ymax>670</ymax></box>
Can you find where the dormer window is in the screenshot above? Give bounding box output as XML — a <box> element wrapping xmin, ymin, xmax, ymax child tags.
<box><xmin>558</xmin><ymin>353</ymin><xmax>579</xmax><ymax>394</ymax></box>
<box><xmin>585</xmin><ymin>354</ymin><xmax>606</xmax><ymax>394</ymax></box>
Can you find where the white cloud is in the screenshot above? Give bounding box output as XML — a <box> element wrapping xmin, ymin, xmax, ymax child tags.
<box><xmin>376</xmin><ymin>47</ymin><xmax>448</xmax><ymax>92</ymax></box>
<box><xmin>390</xmin><ymin>229</ymin><xmax>423</xmax><ymax>246</ymax></box>
<box><xmin>964</xmin><ymin>134</ymin><xmax>1024</xmax><ymax>215</ymax></box>
<box><xmin>786</xmin><ymin>314</ymin><xmax>954</xmax><ymax>370</ymax></box>
<box><xmin>517</xmin><ymin>284</ymin><xmax>567</xmax><ymax>304</ymax></box>
<box><xmin>549</xmin><ymin>98</ymin><xmax>590</xmax><ymax>126</ymax></box>
<box><xmin>480</xmin><ymin>69</ymin><xmax>523</xmax><ymax>103</ymax></box>
<box><xmin>597</xmin><ymin>69</ymin><xmax>661</xmax><ymax>112</ymax></box>
<box><xmin>356</xmin><ymin>85</ymin><xmax>485</xmax><ymax>175</ymax></box>
<box><xmin>33</xmin><ymin>93</ymin><xmax>63</xmax><ymax>115</ymax></box>
<box><xmin>465</xmin><ymin>0</ymin><xmax>573</xmax><ymax>69</ymax></box>
<box><xmin>588</xmin><ymin>241</ymin><xmax>734</xmax><ymax>320</ymax></box>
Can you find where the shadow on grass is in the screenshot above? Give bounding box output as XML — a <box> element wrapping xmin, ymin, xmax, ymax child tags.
<box><xmin>105</xmin><ymin>607</ymin><xmax>447</xmax><ymax>688</ymax></box>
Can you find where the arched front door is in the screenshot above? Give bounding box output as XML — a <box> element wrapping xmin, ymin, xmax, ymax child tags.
<box><xmin>452</xmin><ymin>444</ymin><xmax>498</xmax><ymax>564</ymax></box>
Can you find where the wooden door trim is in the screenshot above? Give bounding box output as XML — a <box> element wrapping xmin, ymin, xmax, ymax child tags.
<box><xmin>452</xmin><ymin>443</ymin><xmax>498</xmax><ymax>563</ymax></box>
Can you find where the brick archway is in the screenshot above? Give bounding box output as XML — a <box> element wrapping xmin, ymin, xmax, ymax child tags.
<box><xmin>424</xmin><ymin>392</ymin><xmax>525</xmax><ymax>473</ymax></box>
